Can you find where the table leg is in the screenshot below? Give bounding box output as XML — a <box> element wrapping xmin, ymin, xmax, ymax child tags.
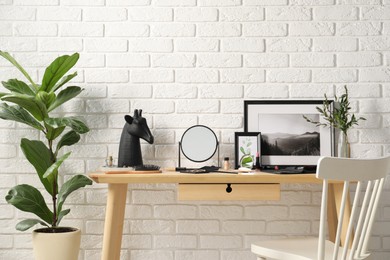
<box><xmin>327</xmin><ymin>183</ymin><xmax>352</xmax><ymax>247</ymax></box>
<box><xmin>101</xmin><ymin>184</ymin><xmax>128</xmax><ymax>260</ymax></box>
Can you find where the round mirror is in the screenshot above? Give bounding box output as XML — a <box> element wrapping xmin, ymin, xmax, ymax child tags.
<box><xmin>180</xmin><ymin>125</ymin><xmax>218</xmax><ymax>162</ymax></box>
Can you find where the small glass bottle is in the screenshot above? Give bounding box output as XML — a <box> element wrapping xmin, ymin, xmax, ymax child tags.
<box><xmin>106</xmin><ymin>156</ymin><xmax>113</xmax><ymax>167</ymax></box>
<box><xmin>223</xmin><ymin>157</ymin><xmax>230</xmax><ymax>170</ymax></box>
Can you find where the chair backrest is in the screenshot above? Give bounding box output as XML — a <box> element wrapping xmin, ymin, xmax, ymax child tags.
<box><xmin>316</xmin><ymin>156</ymin><xmax>390</xmax><ymax>260</ymax></box>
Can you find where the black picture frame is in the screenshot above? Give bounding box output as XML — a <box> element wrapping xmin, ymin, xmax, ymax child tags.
<box><xmin>234</xmin><ymin>132</ymin><xmax>261</xmax><ymax>169</ymax></box>
<box><xmin>244</xmin><ymin>100</ymin><xmax>334</xmax><ymax>166</ymax></box>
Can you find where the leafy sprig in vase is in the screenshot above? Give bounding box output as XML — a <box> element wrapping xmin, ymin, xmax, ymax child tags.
<box><xmin>303</xmin><ymin>86</ymin><xmax>365</xmax><ymax>158</ymax></box>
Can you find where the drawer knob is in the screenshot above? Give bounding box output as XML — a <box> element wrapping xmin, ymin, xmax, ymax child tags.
<box><xmin>226</xmin><ymin>184</ymin><xmax>232</xmax><ymax>193</ymax></box>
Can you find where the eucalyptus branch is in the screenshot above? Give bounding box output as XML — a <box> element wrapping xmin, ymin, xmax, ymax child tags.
<box><xmin>303</xmin><ymin>86</ymin><xmax>366</xmax><ymax>135</ymax></box>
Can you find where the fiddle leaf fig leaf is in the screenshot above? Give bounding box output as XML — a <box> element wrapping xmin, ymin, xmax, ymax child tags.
<box><xmin>16</xmin><ymin>219</ymin><xmax>49</xmax><ymax>231</ymax></box>
<box><xmin>2</xmin><ymin>79</ymin><xmax>35</xmax><ymax>96</ymax></box>
<box><xmin>44</xmin><ymin>118</ymin><xmax>77</xmax><ymax>142</ymax></box>
<box><xmin>45</xmin><ymin>116</ymin><xmax>89</xmax><ymax>134</ymax></box>
<box><xmin>1</xmin><ymin>94</ymin><xmax>47</xmax><ymax>121</ymax></box>
<box><xmin>0</xmin><ymin>51</ymin><xmax>38</xmax><ymax>90</ymax></box>
<box><xmin>56</xmin><ymin>130</ymin><xmax>80</xmax><ymax>152</ymax></box>
<box><xmin>44</xmin><ymin>117</ymin><xmax>66</xmax><ymax>128</ymax></box>
<box><xmin>64</xmin><ymin>117</ymin><xmax>89</xmax><ymax>134</ymax></box>
<box><xmin>51</xmin><ymin>72</ymin><xmax>77</xmax><ymax>93</ymax></box>
<box><xmin>0</xmin><ymin>103</ymin><xmax>44</xmax><ymax>131</ymax></box>
<box><xmin>48</xmin><ymin>86</ymin><xmax>82</xmax><ymax>112</ymax></box>
<box><xmin>57</xmin><ymin>175</ymin><xmax>92</xmax><ymax>214</ymax></box>
<box><xmin>36</xmin><ymin>91</ymin><xmax>56</xmax><ymax>109</ymax></box>
<box><xmin>43</xmin><ymin>152</ymin><xmax>71</xmax><ymax>179</ymax></box>
<box><xmin>5</xmin><ymin>184</ymin><xmax>53</xmax><ymax>225</ymax></box>
<box><xmin>41</xmin><ymin>53</ymin><xmax>79</xmax><ymax>92</ymax></box>
<box><xmin>57</xmin><ymin>209</ymin><xmax>71</xmax><ymax>226</ymax></box>
<box><xmin>20</xmin><ymin>138</ymin><xmax>55</xmax><ymax>195</ymax></box>
<box><xmin>45</xmin><ymin>124</ymin><xmax>66</xmax><ymax>141</ymax></box>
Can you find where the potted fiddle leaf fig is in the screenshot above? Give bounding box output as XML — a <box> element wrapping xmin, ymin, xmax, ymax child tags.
<box><xmin>0</xmin><ymin>51</ymin><xmax>92</xmax><ymax>260</ymax></box>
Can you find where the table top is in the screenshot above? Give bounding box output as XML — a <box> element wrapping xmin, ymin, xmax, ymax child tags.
<box><xmin>89</xmin><ymin>169</ymin><xmax>323</xmax><ymax>184</ymax></box>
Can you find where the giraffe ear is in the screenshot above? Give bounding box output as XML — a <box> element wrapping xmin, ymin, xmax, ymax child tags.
<box><xmin>125</xmin><ymin>115</ymin><xmax>133</xmax><ymax>124</ymax></box>
<box><xmin>139</xmin><ymin>109</ymin><xmax>142</xmax><ymax>117</ymax></box>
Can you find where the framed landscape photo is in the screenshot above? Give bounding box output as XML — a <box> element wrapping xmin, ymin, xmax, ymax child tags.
<box><xmin>234</xmin><ymin>132</ymin><xmax>261</xmax><ymax>169</ymax></box>
<box><xmin>244</xmin><ymin>100</ymin><xmax>334</xmax><ymax>166</ymax></box>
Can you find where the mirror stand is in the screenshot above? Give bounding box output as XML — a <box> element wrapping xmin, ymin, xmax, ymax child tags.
<box><xmin>178</xmin><ymin>141</ymin><xmax>220</xmax><ymax>168</ymax></box>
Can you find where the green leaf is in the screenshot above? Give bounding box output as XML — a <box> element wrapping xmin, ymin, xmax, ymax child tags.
<box><xmin>1</xmin><ymin>94</ymin><xmax>47</xmax><ymax>121</ymax></box>
<box><xmin>241</xmin><ymin>156</ymin><xmax>253</xmax><ymax>165</ymax></box>
<box><xmin>44</xmin><ymin>117</ymin><xmax>69</xmax><ymax>141</ymax></box>
<box><xmin>41</xmin><ymin>53</ymin><xmax>79</xmax><ymax>92</ymax></box>
<box><xmin>0</xmin><ymin>51</ymin><xmax>38</xmax><ymax>90</ymax></box>
<box><xmin>57</xmin><ymin>209</ymin><xmax>70</xmax><ymax>226</ymax></box>
<box><xmin>36</xmin><ymin>91</ymin><xmax>56</xmax><ymax>108</ymax></box>
<box><xmin>45</xmin><ymin>124</ymin><xmax>66</xmax><ymax>141</ymax></box>
<box><xmin>57</xmin><ymin>175</ymin><xmax>92</xmax><ymax>215</ymax></box>
<box><xmin>45</xmin><ymin>116</ymin><xmax>89</xmax><ymax>134</ymax></box>
<box><xmin>43</xmin><ymin>152</ymin><xmax>71</xmax><ymax>178</ymax></box>
<box><xmin>51</xmin><ymin>72</ymin><xmax>77</xmax><ymax>93</ymax></box>
<box><xmin>48</xmin><ymin>86</ymin><xmax>82</xmax><ymax>112</ymax></box>
<box><xmin>306</xmin><ymin>86</ymin><xmax>365</xmax><ymax>133</ymax></box>
<box><xmin>2</xmin><ymin>79</ymin><xmax>35</xmax><ymax>96</ymax></box>
<box><xmin>64</xmin><ymin>117</ymin><xmax>89</xmax><ymax>134</ymax></box>
<box><xmin>56</xmin><ymin>130</ymin><xmax>80</xmax><ymax>152</ymax></box>
<box><xmin>16</xmin><ymin>219</ymin><xmax>49</xmax><ymax>231</ymax></box>
<box><xmin>0</xmin><ymin>103</ymin><xmax>44</xmax><ymax>131</ymax></box>
<box><xmin>44</xmin><ymin>117</ymin><xmax>66</xmax><ymax>128</ymax></box>
<box><xmin>5</xmin><ymin>184</ymin><xmax>53</xmax><ymax>225</ymax></box>
<box><xmin>20</xmin><ymin>138</ymin><xmax>55</xmax><ymax>195</ymax></box>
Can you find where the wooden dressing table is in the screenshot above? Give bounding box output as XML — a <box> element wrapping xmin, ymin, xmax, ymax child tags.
<box><xmin>89</xmin><ymin>170</ymin><xmax>349</xmax><ymax>260</ymax></box>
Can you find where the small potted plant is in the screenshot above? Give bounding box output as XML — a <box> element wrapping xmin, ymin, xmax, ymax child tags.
<box><xmin>304</xmin><ymin>86</ymin><xmax>365</xmax><ymax>157</ymax></box>
<box><xmin>0</xmin><ymin>51</ymin><xmax>92</xmax><ymax>260</ymax></box>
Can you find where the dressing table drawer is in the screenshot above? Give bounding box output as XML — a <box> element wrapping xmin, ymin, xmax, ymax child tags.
<box><xmin>178</xmin><ymin>183</ymin><xmax>280</xmax><ymax>201</ymax></box>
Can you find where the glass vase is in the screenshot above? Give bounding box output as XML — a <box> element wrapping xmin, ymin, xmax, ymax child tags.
<box><xmin>338</xmin><ymin>132</ymin><xmax>350</xmax><ymax>158</ymax></box>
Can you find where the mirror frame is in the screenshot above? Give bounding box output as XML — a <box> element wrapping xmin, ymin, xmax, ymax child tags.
<box><xmin>179</xmin><ymin>125</ymin><xmax>219</xmax><ymax>165</ymax></box>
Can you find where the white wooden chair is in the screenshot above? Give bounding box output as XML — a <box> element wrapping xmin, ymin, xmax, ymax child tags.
<box><xmin>251</xmin><ymin>156</ymin><xmax>390</xmax><ymax>260</ymax></box>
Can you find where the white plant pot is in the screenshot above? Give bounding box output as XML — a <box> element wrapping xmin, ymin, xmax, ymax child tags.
<box><xmin>32</xmin><ymin>227</ymin><xmax>81</xmax><ymax>260</ymax></box>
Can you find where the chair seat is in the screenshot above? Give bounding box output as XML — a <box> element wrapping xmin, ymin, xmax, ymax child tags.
<box><xmin>251</xmin><ymin>237</ymin><xmax>349</xmax><ymax>260</ymax></box>
<box><xmin>251</xmin><ymin>157</ymin><xmax>390</xmax><ymax>260</ymax></box>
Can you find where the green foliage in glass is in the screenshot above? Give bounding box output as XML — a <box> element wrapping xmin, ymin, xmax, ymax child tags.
<box><xmin>303</xmin><ymin>86</ymin><xmax>366</xmax><ymax>135</ymax></box>
<box><xmin>0</xmin><ymin>51</ymin><xmax>92</xmax><ymax>231</ymax></box>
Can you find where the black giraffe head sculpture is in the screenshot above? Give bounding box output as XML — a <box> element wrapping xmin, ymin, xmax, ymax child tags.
<box><xmin>118</xmin><ymin>109</ymin><xmax>154</xmax><ymax>167</ymax></box>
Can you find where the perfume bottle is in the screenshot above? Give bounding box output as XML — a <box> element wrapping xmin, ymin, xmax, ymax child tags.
<box><xmin>223</xmin><ymin>157</ymin><xmax>230</xmax><ymax>170</ymax></box>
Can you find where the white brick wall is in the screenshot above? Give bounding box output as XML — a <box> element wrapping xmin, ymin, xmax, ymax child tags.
<box><xmin>1</xmin><ymin>1</ymin><xmax>390</xmax><ymax>260</ymax></box>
